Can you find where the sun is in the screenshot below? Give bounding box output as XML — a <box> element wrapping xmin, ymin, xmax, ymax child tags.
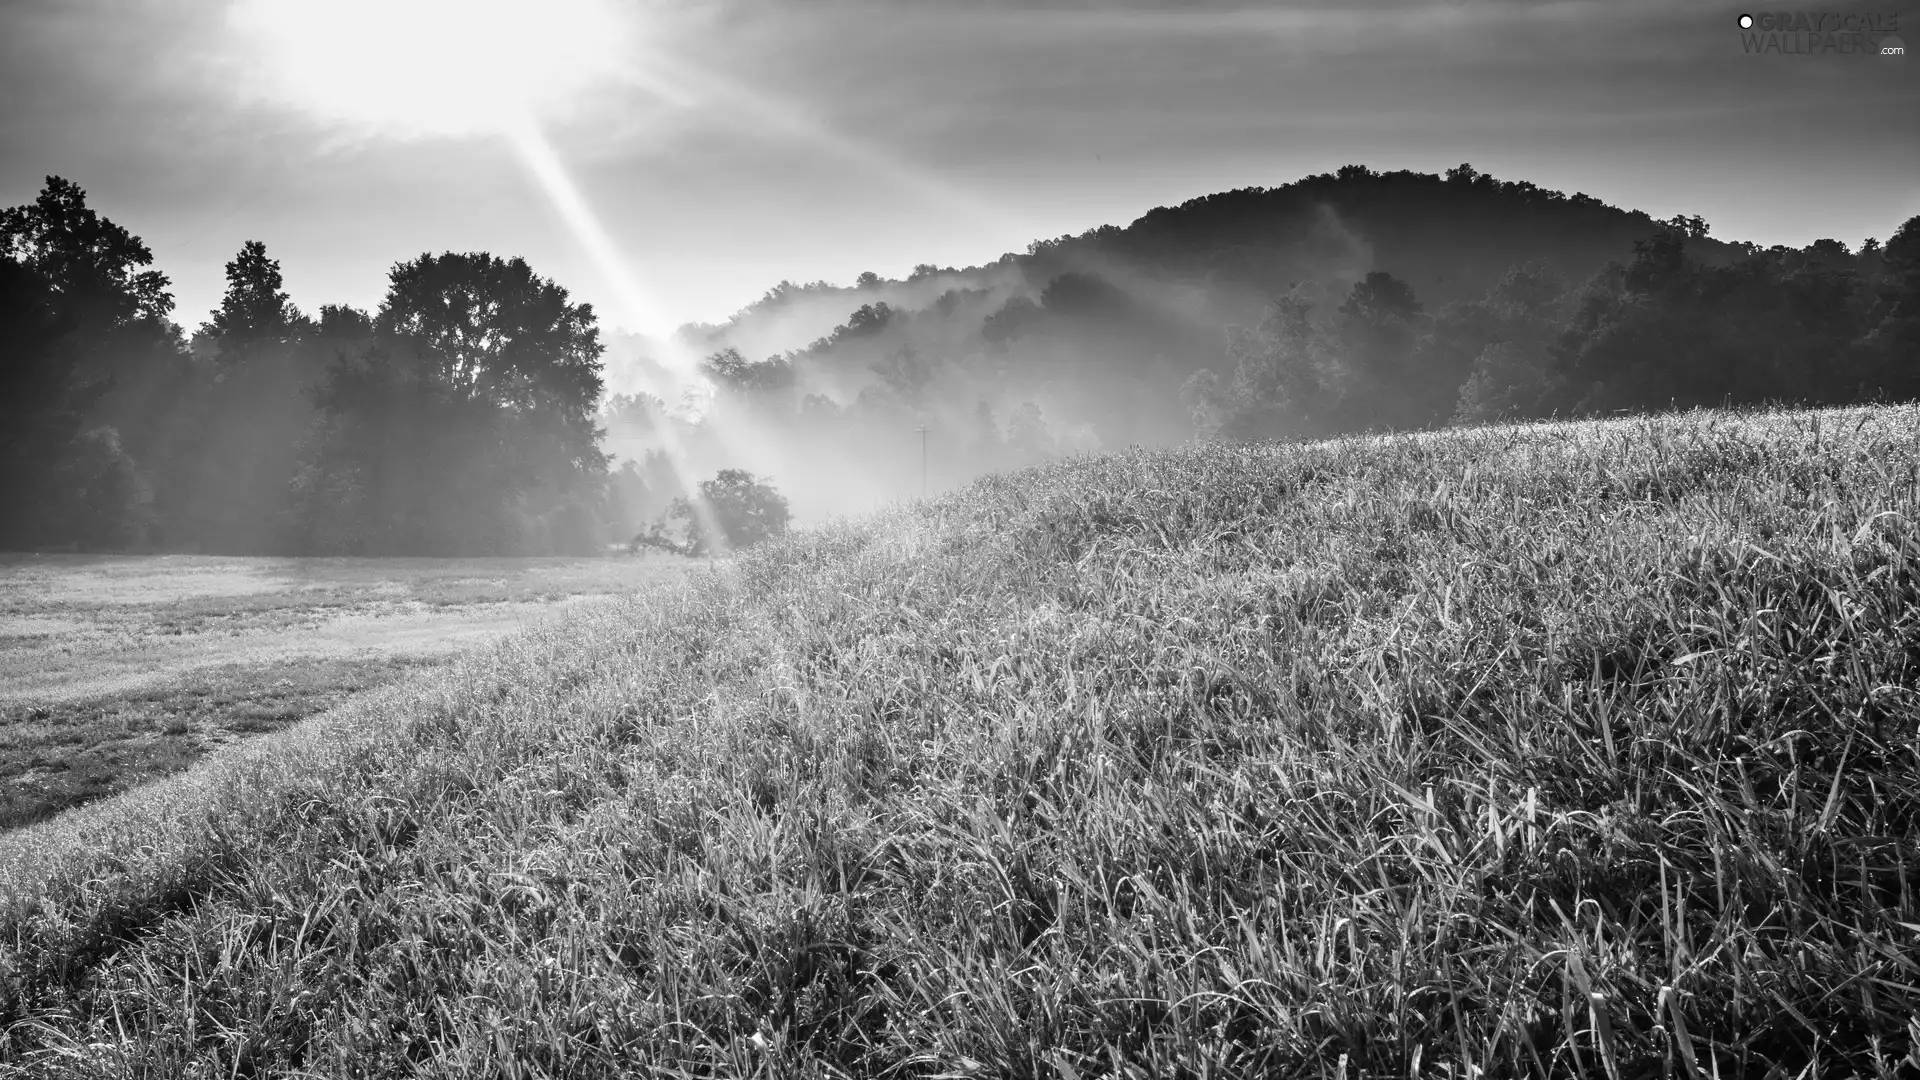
<box><xmin>227</xmin><ymin>0</ymin><xmax>632</xmax><ymax>137</ymax></box>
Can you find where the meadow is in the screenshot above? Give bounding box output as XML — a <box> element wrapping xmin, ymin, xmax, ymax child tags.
<box><xmin>2</xmin><ymin>405</ymin><xmax>1918</xmax><ymax>1077</ymax></box>
<box><xmin>0</xmin><ymin>555</ymin><xmax>687</xmax><ymax>831</ymax></box>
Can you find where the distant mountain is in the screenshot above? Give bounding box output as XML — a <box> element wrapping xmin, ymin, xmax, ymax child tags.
<box><xmin>662</xmin><ymin>163</ymin><xmax>1747</xmax><ymax>376</ymax></box>
<box><xmin>595</xmin><ymin>163</ymin><xmax>1904</xmax><ymax>527</ymax></box>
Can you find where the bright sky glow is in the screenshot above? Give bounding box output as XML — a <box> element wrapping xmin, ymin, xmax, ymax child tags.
<box><xmin>10</xmin><ymin>0</ymin><xmax>1908</xmax><ymax>354</ymax></box>
<box><xmin>503</xmin><ymin>114</ymin><xmax>676</xmax><ymax>338</ymax></box>
<box><xmin>622</xmin><ymin>54</ymin><xmax>1011</xmax><ymax>237</ymax></box>
<box><xmin>227</xmin><ymin>0</ymin><xmax>632</xmax><ymax>137</ymax></box>
<box><xmin>223</xmin><ymin>0</ymin><xmax>741</xmax><ymax>544</ymax></box>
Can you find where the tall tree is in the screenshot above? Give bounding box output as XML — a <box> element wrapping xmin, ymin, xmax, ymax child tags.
<box><xmin>1447</xmin><ymin>262</ymin><xmax>1572</xmax><ymax>425</ymax></box>
<box><xmin>0</xmin><ymin>258</ymin><xmax>138</xmax><ymax>548</ymax></box>
<box><xmin>0</xmin><ymin>177</ymin><xmax>180</xmax><ymax>548</ymax></box>
<box><xmin>292</xmin><ymin>252</ymin><xmax>610</xmax><ymax>554</ymax></box>
<box><xmin>167</xmin><ymin>240</ymin><xmax>323</xmax><ymax>551</ymax></box>
<box><xmin>1325</xmin><ymin>271</ymin><xmax>1427</xmax><ymax>429</ymax></box>
<box><xmin>204</xmin><ymin>240</ymin><xmax>311</xmax><ymax>351</ymax></box>
<box><xmin>1855</xmin><ymin>215</ymin><xmax>1920</xmax><ymax>399</ymax></box>
<box><xmin>702</xmin><ymin>348</ymin><xmax>797</xmax><ymax>404</ymax></box>
<box><xmin>379</xmin><ymin>253</ymin><xmax>599</xmax><ymax>404</ymax></box>
<box><xmin>1215</xmin><ymin>291</ymin><xmax>1333</xmax><ymax>441</ymax></box>
<box><xmin>1549</xmin><ymin>226</ymin><xmax>1886</xmax><ymax>415</ymax></box>
<box><xmin>0</xmin><ymin>176</ymin><xmax>173</xmax><ymax>329</ymax></box>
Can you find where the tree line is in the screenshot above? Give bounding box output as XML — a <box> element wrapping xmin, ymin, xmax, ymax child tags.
<box><xmin>1182</xmin><ymin>212</ymin><xmax>1919</xmax><ymax>440</ymax></box>
<box><xmin>8</xmin><ymin>166</ymin><xmax>1916</xmax><ymax>555</ymax></box>
<box><xmin>2</xmin><ymin>177</ymin><xmax>615</xmax><ymax>555</ymax></box>
<box><xmin>643</xmin><ymin>163</ymin><xmax>1916</xmax><ymax>488</ymax></box>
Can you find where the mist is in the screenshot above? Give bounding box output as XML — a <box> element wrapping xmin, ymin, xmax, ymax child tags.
<box><xmin>594</xmin><ymin>172</ymin><xmax>1507</xmax><ymax>533</ymax></box>
<box><xmin>591</xmin><ymin>162</ymin><xmax>1916</xmax><ymax>544</ymax></box>
<box><xmin>8</xmin><ymin>163</ymin><xmax>1917</xmax><ymax>557</ymax></box>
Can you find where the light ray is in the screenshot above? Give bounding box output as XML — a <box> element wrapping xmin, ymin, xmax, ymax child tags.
<box><xmin>624</xmin><ymin>53</ymin><xmax>1013</xmax><ymax>236</ymax></box>
<box><xmin>500</xmin><ymin>48</ymin><xmax>987</xmax><ymax>534</ymax></box>
<box><xmin>502</xmin><ymin>113</ymin><xmax>676</xmax><ymax>341</ymax></box>
<box><xmin>226</xmin><ymin>0</ymin><xmax>786</xmax><ymax>551</ymax></box>
<box><xmin>500</xmin><ymin>111</ymin><xmax>740</xmax><ymax>553</ymax></box>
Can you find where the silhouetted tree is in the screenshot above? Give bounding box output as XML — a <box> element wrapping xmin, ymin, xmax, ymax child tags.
<box><xmin>1325</xmin><ymin>271</ymin><xmax>1428</xmax><ymax>429</ymax></box>
<box><xmin>315</xmin><ymin>303</ymin><xmax>375</xmax><ymax>344</ymax></box>
<box><xmin>1040</xmin><ymin>272</ymin><xmax>1133</xmax><ymax>320</ymax></box>
<box><xmin>981</xmin><ymin>296</ymin><xmax>1041</xmax><ymax>345</ymax></box>
<box><xmin>1454</xmin><ymin>342</ymin><xmax>1559</xmax><ymax>425</ymax></box>
<box><xmin>291</xmin><ymin>252</ymin><xmax>609</xmax><ymax>554</ymax></box>
<box><xmin>205</xmin><ymin>240</ymin><xmax>312</xmax><ymax>350</ymax></box>
<box><xmin>636</xmin><ymin>469</ymin><xmax>789</xmax><ymax>556</ymax></box>
<box><xmin>842</xmin><ymin>302</ymin><xmax>893</xmax><ymax>338</ymax></box>
<box><xmin>1212</xmin><ymin>292</ymin><xmax>1335</xmax><ymax>440</ymax></box>
<box><xmin>0</xmin><ymin>176</ymin><xmax>173</xmax><ymax>329</ymax></box>
<box><xmin>1547</xmin><ymin>224</ymin><xmax>1887</xmax><ymax>415</ymax></box>
<box><xmin>379</xmin><ymin>252</ymin><xmax>604</xmax><ymax>419</ymax></box>
<box><xmin>1854</xmin><ymin>215</ymin><xmax>1920</xmax><ymax>399</ymax></box>
<box><xmin>702</xmin><ymin>348</ymin><xmax>797</xmax><ymax>404</ymax></box>
<box><xmin>0</xmin><ymin>257</ymin><xmax>141</xmax><ymax>548</ymax></box>
<box><xmin>1338</xmin><ymin>271</ymin><xmax>1423</xmax><ymax>323</ymax></box>
<box><xmin>1445</xmin><ymin>262</ymin><xmax>1572</xmax><ymax>425</ymax></box>
<box><xmin>0</xmin><ymin>176</ymin><xmax>179</xmax><ymax>548</ymax></box>
<box><xmin>166</xmin><ymin>240</ymin><xmax>321</xmax><ymax>551</ymax></box>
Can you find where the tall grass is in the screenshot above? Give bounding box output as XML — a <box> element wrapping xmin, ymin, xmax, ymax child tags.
<box><xmin>3</xmin><ymin>404</ymin><xmax>1918</xmax><ymax>1077</ymax></box>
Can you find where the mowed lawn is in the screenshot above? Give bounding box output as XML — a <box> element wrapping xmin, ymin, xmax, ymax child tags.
<box><xmin>2</xmin><ymin>405</ymin><xmax>1919</xmax><ymax>1078</ymax></box>
<box><xmin>0</xmin><ymin>554</ymin><xmax>689</xmax><ymax>830</ymax></box>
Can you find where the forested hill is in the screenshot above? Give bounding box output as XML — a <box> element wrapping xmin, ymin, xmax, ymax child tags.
<box><xmin>602</xmin><ymin>161</ymin><xmax>1909</xmax><ymax>531</ymax></box>
<box><xmin>6</xmin><ymin>163</ymin><xmax>1910</xmax><ymax>554</ymax></box>
<box><xmin>669</xmin><ymin>162</ymin><xmax>1743</xmax><ymax>366</ymax></box>
<box><xmin>1049</xmin><ymin>163</ymin><xmax>1743</xmax><ymax>313</ymax></box>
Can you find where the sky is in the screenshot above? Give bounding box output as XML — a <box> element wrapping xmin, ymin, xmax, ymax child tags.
<box><xmin>1</xmin><ymin>0</ymin><xmax>1914</xmax><ymax>342</ymax></box>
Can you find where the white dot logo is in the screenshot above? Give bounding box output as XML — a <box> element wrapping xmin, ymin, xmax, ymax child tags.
<box><xmin>1738</xmin><ymin>13</ymin><xmax>1754</xmax><ymax>28</ymax></box>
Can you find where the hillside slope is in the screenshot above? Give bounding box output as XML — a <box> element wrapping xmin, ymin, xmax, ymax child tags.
<box><xmin>599</xmin><ymin>165</ymin><xmax>1905</xmax><ymax>533</ymax></box>
<box><xmin>5</xmin><ymin>405</ymin><xmax>1920</xmax><ymax>1077</ymax></box>
<box><xmin>671</xmin><ymin>164</ymin><xmax>1733</xmax><ymax>370</ymax></box>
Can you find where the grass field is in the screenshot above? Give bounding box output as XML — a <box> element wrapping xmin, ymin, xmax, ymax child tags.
<box><xmin>0</xmin><ymin>555</ymin><xmax>689</xmax><ymax>831</ymax></box>
<box><xmin>3</xmin><ymin>405</ymin><xmax>1919</xmax><ymax>1077</ymax></box>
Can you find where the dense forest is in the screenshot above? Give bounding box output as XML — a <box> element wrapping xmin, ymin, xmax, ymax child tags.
<box><xmin>5</xmin><ymin>165</ymin><xmax>1916</xmax><ymax>554</ymax></box>
<box><xmin>0</xmin><ymin>179</ymin><xmax>609</xmax><ymax>555</ymax></box>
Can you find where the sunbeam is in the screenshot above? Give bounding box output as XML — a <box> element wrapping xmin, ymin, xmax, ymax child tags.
<box><xmin>224</xmin><ymin>0</ymin><xmax>1010</xmax><ymax>543</ymax></box>
<box><xmin>227</xmin><ymin>0</ymin><xmax>766</xmax><ymax>551</ymax></box>
<box><xmin>500</xmin><ymin>114</ymin><xmax>676</xmax><ymax>342</ymax></box>
<box><xmin>625</xmin><ymin>53</ymin><xmax>1013</xmax><ymax>236</ymax></box>
<box><xmin>503</xmin><ymin>115</ymin><xmax>739</xmax><ymax>552</ymax></box>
